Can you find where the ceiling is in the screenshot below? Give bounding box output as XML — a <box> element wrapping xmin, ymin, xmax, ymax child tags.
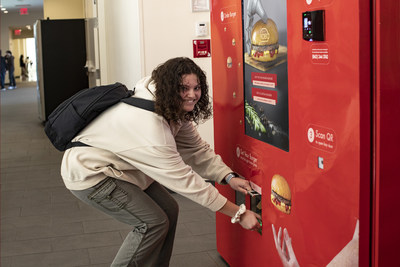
<box><xmin>1</xmin><ymin>0</ymin><xmax>43</xmax><ymax>12</ymax></box>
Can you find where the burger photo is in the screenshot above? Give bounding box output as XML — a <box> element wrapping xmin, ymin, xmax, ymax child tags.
<box><xmin>250</xmin><ymin>18</ymin><xmax>279</xmax><ymax>62</ymax></box>
<box><xmin>270</xmin><ymin>174</ymin><xmax>292</xmax><ymax>214</ymax></box>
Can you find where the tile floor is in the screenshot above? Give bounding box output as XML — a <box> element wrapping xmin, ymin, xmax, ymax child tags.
<box><xmin>1</xmin><ymin>81</ymin><xmax>229</xmax><ymax>267</ymax></box>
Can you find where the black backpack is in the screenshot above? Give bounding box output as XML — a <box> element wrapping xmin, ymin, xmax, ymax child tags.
<box><xmin>44</xmin><ymin>82</ymin><xmax>155</xmax><ymax>151</ymax></box>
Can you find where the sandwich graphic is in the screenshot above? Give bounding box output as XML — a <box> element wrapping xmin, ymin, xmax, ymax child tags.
<box><xmin>271</xmin><ymin>174</ymin><xmax>292</xmax><ymax>214</ymax></box>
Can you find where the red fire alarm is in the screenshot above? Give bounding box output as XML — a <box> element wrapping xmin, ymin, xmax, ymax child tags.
<box><xmin>193</xmin><ymin>39</ymin><xmax>211</xmax><ymax>58</ymax></box>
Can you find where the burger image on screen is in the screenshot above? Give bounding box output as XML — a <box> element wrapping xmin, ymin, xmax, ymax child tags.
<box><xmin>250</xmin><ymin>18</ymin><xmax>279</xmax><ymax>62</ymax></box>
<box><xmin>271</xmin><ymin>174</ymin><xmax>292</xmax><ymax>214</ymax></box>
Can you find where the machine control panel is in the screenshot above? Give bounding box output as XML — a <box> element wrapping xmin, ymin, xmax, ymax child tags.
<box><xmin>303</xmin><ymin>10</ymin><xmax>325</xmax><ymax>41</ymax></box>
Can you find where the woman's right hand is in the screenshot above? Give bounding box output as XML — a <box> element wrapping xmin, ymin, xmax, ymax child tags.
<box><xmin>240</xmin><ymin>210</ymin><xmax>262</xmax><ymax>232</ymax></box>
<box><xmin>217</xmin><ymin>200</ymin><xmax>261</xmax><ymax>232</ymax></box>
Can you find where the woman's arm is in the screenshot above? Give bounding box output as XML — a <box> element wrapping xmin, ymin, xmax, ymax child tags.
<box><xmin>175</xmin><ymin>122</ymin><xmax>233</xmax><ymax>183</ymax></box>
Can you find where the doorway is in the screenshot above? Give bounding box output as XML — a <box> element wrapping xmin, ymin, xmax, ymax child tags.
<box><xmin>11</xmin><ymin>37</ymin><xmax>37</xmax><ymax>82</ymax></box>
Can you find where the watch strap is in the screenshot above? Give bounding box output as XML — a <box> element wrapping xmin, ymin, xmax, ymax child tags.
<box><xmin>225</xmin><ymin>172</ymin><xmax>239</xmax><ymax>184</ymax></box>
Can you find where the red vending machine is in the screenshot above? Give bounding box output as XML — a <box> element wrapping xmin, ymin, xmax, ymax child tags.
<box><xmin>210</xmin><ymin>0</ymin><xmax>399</xmax><ymax>266</ymax></box>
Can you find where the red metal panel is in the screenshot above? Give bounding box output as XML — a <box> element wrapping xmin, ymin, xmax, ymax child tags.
<box><xmin>372</xmin><ymin>0</ymin><xmax>400</xmax><ymax>266</ymax></box>
<box><xmin>211</xmin><ymin>0</ymin><xmax>373</xmax><ymax>266</ymax></box>
<box><xmin>359</xmin><ymin>0</ymin><xmax>372</xmax><ymax>266</ymax></box>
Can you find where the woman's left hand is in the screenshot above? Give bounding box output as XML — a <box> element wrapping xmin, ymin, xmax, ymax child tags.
<box><xmin>229</xmin><ymin>177</ymin><xmax>252</xmax><ymax>194</ymax></box>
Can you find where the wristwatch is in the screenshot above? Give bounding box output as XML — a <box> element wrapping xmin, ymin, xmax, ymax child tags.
<box><xmin>225</xmin><ymin>172</ymin><xmax>239</xmax><ymax>184</ymax></box>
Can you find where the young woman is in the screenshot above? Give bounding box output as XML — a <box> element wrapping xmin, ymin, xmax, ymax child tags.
<box><xmin>62</xmin><ymin>57</ymin><xmax>261</xmax><ymax>266</ymax></box>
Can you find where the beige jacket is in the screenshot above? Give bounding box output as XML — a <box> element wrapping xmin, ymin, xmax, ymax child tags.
<box><xmin>61</xmin><ymin>77</ymin><xmax>231</xmax><ymax>212</ymax></box>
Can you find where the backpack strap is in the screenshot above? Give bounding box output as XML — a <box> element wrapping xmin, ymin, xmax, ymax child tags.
<box><xmin>67</xmin><ymin>97</ymin><xmax>155</xmax><ymax>149</ymax></box>
<box><xmin>66</xmin><ymin>141</ymin><xmax>91</xmax><ymax>149</ymax></box>
<box><xmin>121</xmin><ymin>97</ymin><xmax>155</xmax><ymax>112</ymax></box>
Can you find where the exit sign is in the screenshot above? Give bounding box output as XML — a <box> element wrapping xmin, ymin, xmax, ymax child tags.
<box><xmin>20</xmin><ymin>8</ymin><xmax>28</xmax><ymax>15</ymax></box>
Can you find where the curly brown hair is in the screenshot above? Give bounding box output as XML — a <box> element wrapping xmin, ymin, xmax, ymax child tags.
<box><xmin>151</xmin><ymin>57</ymin><xmax>212</xmax><ymax>124</ymax></box>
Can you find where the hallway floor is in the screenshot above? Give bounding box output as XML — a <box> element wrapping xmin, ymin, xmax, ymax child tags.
<box><xmin>1</xmin><ymin>81</ymin><xmax>229</xmax><ymax>267</ymax></box>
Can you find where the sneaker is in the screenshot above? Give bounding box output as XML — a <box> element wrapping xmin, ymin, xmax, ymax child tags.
<box><xmin>8</xmin><ymin>86</ymin><xmax>15</xmax><ymax>90</ymax></box>
<box><xmin>0</xmin><ymin>88</ymin><xmax>6</xmax><ymax>91</ymax></box>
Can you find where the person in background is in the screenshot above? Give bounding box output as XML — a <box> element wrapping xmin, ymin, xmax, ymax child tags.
<box><xmin>62</xmin><ymin>57</ymin><xmax>262</xmax><ymax>266</ymax></box>
<box><xmin>20</xmin><ymin>54</ymin><xmax>28</xmax><ymax>81</ymax></box>
<box><xmin>5</xmin><ymin>50</ymin><xmax>16</xmax><ymax>89</ymax></box>
<box><xmin>25</xmin><ymin>56</ymin><xmax>31</xmax><ymax>75</ymax></box>
<box><xmin>0</xmin><ymin>50</ymin><xmax>6</xmax><ymax>91</ymax></box>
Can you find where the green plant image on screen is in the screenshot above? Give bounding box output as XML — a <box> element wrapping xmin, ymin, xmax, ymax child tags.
<box><xmin>245</xmin><ymin>100</ymin><xmax>267</xmax><ymax>134</ymax></box>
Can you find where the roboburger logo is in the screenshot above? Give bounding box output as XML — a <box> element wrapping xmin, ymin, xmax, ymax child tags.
<box><xmin>220</xmin><ymin>9</ymin><xmax>237</xmax><ymax>22</ymax></box>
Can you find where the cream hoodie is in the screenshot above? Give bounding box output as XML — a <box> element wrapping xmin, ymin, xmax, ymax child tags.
<box><xmin>61</xmin><ymin>77</ymin><xmax>231</xmax><ymax>212</ymax></box>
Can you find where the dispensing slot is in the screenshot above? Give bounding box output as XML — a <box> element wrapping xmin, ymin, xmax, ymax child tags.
<box><xmin>249</xmin><ymin>190</ymin><xmax>262</xmax><ymax>216</ymax></box>
<box><xmin>235</xmin><ymin>190</ymin><xmax>246</xmax><ymax>205</ymax></box>
<box><xmin>249</xmin><ymin>190</ymin><xmax>262</xmax><ymax>235</ymax></box>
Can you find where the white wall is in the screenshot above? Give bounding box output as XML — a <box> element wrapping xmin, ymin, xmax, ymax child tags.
<box><xmin>141</xmin><ymin>1</ymin><xmax>211</xmax><ymax>75</ymax></box>
<box><xmin>97</xmin><ymin>0</ymin><xmax>143</xmax><ymax>90</ymax></box>
<box><xmin>43</xmin><ymin>0</ymin><xmax>85</xmax><ymax>19</ymax></box>
<box><xmin>141</xmin><ymin>0</ymin><xmax>214</xmax><ymax>147</ymax></box>
<box><xmin>97</xmin><ymin>0</ymin><xmax>215</xmax><ymax>147</ymax></box>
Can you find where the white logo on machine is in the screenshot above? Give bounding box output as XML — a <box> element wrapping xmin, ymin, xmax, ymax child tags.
<box><xmin>220</xmin><ymin>8</ymin><xmax>237</xmax><ymax>23</ymax></box>
<box><xmin>236</xmin><ymin>146</ymin><xmax>258</xmax><ymax>168</ymax></box>
<box><xmin>307</xmin><ymin>127</ymin><xmax>315</xmax><ymax>143</ymax></box>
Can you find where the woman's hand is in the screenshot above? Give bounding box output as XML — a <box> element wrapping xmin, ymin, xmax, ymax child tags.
<box><xmin>240</xmin><ymin>210</ymin><xmax>262</xmax><ymax>231</ymax></box>
<box><xmin>229</xmin><ymin>177</ymin><xmax>252</xmax><ymax>195</ymax></box>
<box><xmin>218</xmin><ymin>200</ymin><xmax>261</xmax><ymax>232</ymax></box>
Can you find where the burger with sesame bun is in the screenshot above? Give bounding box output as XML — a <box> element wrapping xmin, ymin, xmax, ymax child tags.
<box><xmin>271</xmin><ymin>174</ymin><xmax>292</xmax><ymax>214</ymax></box>
<box><xmin>250</xmin><ymin>18</ymin><xmax>279</xmax><ymax>62</ymax></box>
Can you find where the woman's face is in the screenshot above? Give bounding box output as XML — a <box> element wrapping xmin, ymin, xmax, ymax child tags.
<box><xmin>179</xmin><ymin>73</ymin><xmax>201</xmax><ymax>112</ymax></box>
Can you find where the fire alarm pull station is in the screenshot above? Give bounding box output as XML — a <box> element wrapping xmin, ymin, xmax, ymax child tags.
<box><xmin>193</xmin><ymin>39</ymin><xmax>211</xmax><ymax>58</ymax></box>
<box><xmin>303</xmin><ymin>10</ymin><xmax>325</xmax><ymax>41</ymax></box>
